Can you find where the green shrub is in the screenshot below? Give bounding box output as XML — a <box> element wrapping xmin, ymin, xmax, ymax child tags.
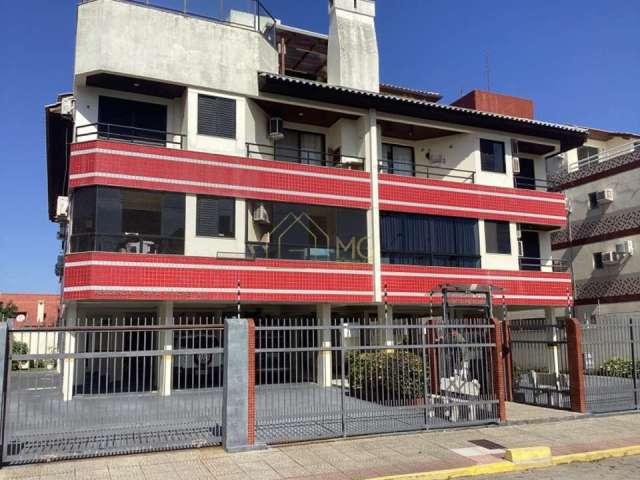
<box><xmin>347</xmin><ymin>350</ymin><xmax>427</xmax><ymax>402</ymax></box>
<box><xmin>599</xmin><ymin>357</ymin><xmax>640</xmax><ymax>378</ymax></box>
<box><xmin>11</xmin><ymin>341</ymin><xmax>28</xmax><ymax>371</ymax></box>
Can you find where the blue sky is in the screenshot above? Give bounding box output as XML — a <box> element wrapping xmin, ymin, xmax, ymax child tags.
<box><xmin>0</xmin><ymin>0</ymin><xmax>638</xmax><ymax>294</ymax></box>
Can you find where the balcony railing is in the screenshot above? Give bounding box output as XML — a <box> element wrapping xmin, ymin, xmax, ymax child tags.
<box><xmin>76</xmin><ymin>123</ymin><xmax>186</xmax><ymax>149</ymax></box>
<box><xmin>246</xmin><ymin>242</ymin><xmax>368</xmax><ymax>263</ymax></box>
<box><xmin>513</xmin><ymin>176</ymin><xmax>557</xmax><ymax>192</ymax></box>
<box><xmin>576</xmin><ymin>140</ymin><xmax>640</xmax><ymax>171</ymax></box>
<box><xmin>378</xmin><ymin>159</ymin><xmax>475</xmax><ymax>183</ymax></box>
<box><xmin>381</xmin><ymin>252</ymin><xmax>481</xmax><ymax>268</ymax></box>
<box><xmin>246</xmin><ymin>143</ymin><xmax>365</xmax><ymax>169</ymax></box>
<box><xmin>70</xmin><ymin>233</ymin><xmax>184</xmax><ymax>255</ymax></box>
<box><xmin>80</xmin><ymin>0</ymin><xmax>278</xmax><ymax>48</ymax></box>
<box><xmin>519</xmin><ymin>257</ymin><xmax>569</xmax><ymax>273</ymax></box>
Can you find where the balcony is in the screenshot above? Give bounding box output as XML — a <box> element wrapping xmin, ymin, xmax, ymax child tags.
<box><xmin>378</xmin><ymin>158</ymin><xmax>475</xmax><ymax>183</ymax></box>
<box><xmin>518</xmin><ymin>256</ymin><xmax>569</xmax><ymax>273</ymax></box>
<box><xmin>76</xmin><ymin>123</ymin><xmax>186</xmax><ymax>149</ymax></box>
<box><xmin>246</xmin><ymin>143</ymin><xmax>365</xmax><ymax>170</ymax></box>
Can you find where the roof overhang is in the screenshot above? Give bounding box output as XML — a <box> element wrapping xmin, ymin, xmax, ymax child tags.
<box><xmin>258</xmin><ymin>73</ymin><xmax>588</xmax><ymax>153</ymax></box>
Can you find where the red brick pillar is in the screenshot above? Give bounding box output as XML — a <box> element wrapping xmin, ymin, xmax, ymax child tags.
<box><xmin>566</xmin><ymin>318</ymin><xmax>587</xmax><ymax>413</ymax></box>
<box><xmin>503</xmin><ymin>320</ymin><xmax>514</xmax><ymax>402</ymax></box>
<box><xmin>490</xmin><ymin>318</ymin><xmax>507</xmax><ymax>422</ymax></box>
<box><xmin>426</xmin><ymin>319</ymin><xmax>439</xmax><ymax>395</ymax></box>
<box><xmin>247</xmin><ymin>319</ymin><xmax>256</xmax><ymax>446</ymax></box>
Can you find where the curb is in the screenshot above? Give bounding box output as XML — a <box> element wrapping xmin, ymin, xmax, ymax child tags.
<box><xmin>369</xmin><ymin>444</ymin><xmax>640</xmax><ymax>480</ymax></box>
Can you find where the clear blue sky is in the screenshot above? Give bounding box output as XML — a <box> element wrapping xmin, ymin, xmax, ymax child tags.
<box><xmin>0</xmin><ymin>0</ymin><xmax>638</xmax><ymax>294</ymax></box>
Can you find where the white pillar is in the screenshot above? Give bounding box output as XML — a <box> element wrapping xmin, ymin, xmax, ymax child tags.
<box><xmin>62</xmin><ymin>302</ymin><xmax>77</xmax><ymax>402</ymax></box>
<box><xmin>377</xmin><ymin>303</ymin><xmax>394</xmax><ymax>346</ymax></box>
<box><xmin>366</xmin><ymin>108</ymin><xmax>382</xmax><ymax>303</ymax></box>
<box><xmin>316</xmin><ymin>304</ymin><xmax>332</xmax><ymax>387</ymax></box>
<box><xmin>158</xmin><ymin>301</ymin><xmax>174</xmax><ymax>396</ymax></box>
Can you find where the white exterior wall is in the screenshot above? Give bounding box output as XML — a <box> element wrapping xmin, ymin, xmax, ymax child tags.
<box><xmin>478</xmin><ymin>220</ymin><xmax>520</xmax><ymax>270</ymax></box>
<box><xmin>75</xmin><ymin>0</ymin><xmax>278</xmax><ymax>97</ymax></box>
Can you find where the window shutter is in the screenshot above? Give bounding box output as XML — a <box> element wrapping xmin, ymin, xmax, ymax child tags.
<box><xmin>196</xmin><ymin>196</ymin><xmax>221</xmax><ymax>236</ymax></box>
<box><xmin>197</xmin><ymin>95</ymin><xmax>236</xmax><ymax>138</ymax></box>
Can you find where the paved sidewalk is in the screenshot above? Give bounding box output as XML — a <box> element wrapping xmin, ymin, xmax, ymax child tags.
<box><xmin>1</xmin><ymin>413</ymin><xmax>639</xmax><ymax>480</ymax></box>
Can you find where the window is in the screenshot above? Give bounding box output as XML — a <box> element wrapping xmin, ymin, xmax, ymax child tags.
<box><xmin>380</xmin><ymin>212</ymin><xmax>480</xmax><ymax>267</ymax></box>
<box><xmin>275</xmin><ymin>129</ymin><xmax>326</xmax><ymax>166</ymax></box>
<box><xmin>247</xmin><ymin>201</ymin><xmax>367</xmax><ymax>262</ymax></box>
<box><xmin>98</xmin><ymin>96</ymin><xmax>168</xmax><ymax>145</ymax></box>
<box><xmin>70</xmin><ymin>186</ymin><xmax>185</xmax><ymax>254</ymax></box>
<box><xmin>578</xmin><ymin>146</ymin><xmax>599</xmax><ymax>162</ymax></box>
<box><xmin>593</xmin><ymin>252</ymin><xmax>604</xmax><ymax>270</ymax></box>
<box><xmin>480</xmin><ymin>139</ymin><xmax>506</xmax><ymax>173</ymax></box>
<box><xmin>588</xmin><ymin>192</ymin><xmax>599</xmax><ymax>210</ymax></box>
<box><xmin>196</xmin><ymin>196</ymin><xmax>235</xmax><ymax>237</ymax></box>
<box><xmin>485</xmin><ymin>220</ymin><xmax>511</xmax><ymax>254</ymax></box>
<box><xmin>381</xmin><ymin>143</ymin><xmax>415</xmax><ymax>176</ymax></box>
<box><xmin>197</xmin><ymin>94</ymin><xmax>236</xmax><ymax>138</ymax></box>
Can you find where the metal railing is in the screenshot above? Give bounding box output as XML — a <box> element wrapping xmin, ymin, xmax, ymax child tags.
<box><xmin>247</xmin><ymin>241</ymin><xmax>368</xmax><ymax>263</ymax></box>
<box><xmin>246</xmin><ymin>143</ymin><xmax>366</xmax><ymax>169</ymax></box>
<box><xmin>513</xmin><ymin>176</ymin><xmax>557</xmax><ymax>191</ymax></box>
<box><xmin>2</xmin><ymin>317</ymin><xmax>224</xmax><ymax>464</ymax></box>
<box><xmin>70</xmin><ymin>233</ymin><xmax>185</xmax><ymax>255</ymax></box>
<box><xmin>79</xmin><ymin>1</ymin><xmax>278</xmax><ymax>48</ymax></box>
<box><xmin>254</xmin><ymin>316</ymin><xmax>499</xmax><ymax>444</ymax></box>
<box><xmin>518</xmin><ymin>257</ymin><xmax>569</xmax><ymax>273</ymax></box>
<box><xmin>576</xmin><ymin>141</ymin><xmax>640</xmax><ymax>171</ymax></box>
<box><xmin>581</xmin><ymin>314</ymin><xmax>640</xmax><ymax>414</ymax></box>
<box><xmin>378</xmin><ymin>159</ymin><xmax>476</xmax><ymax>183</ymax></box>
<box><xmin>75</xmin><ymin>123</ymin><xmax>186</xmax><ymax>149</ymax></box>
<box><xmin>382</xmin><ymin>252</ymin><xmax>481</xmax><ymax>269</ymax></box>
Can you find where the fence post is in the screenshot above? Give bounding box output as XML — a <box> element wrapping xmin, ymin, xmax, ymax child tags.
<box><xmin>0</xmin><ymin>321</ymin><xmax>8</xmax><ymax>465</ymax></box>
<box><xmin>426</xmin><ymin>318</ymin><xmax>439</xmax><ymax>395</ymax></box>
<box><xmin>490</xmin><ymin>319</ymin><xmax>507</xmax><ymax>422</ymax></box>
<box><xmin>566</xmin><ymin>318</ymin><xmax>587</xmax><ymax>413</ymax></box>
<box><xmin>503</xmin><ymin>319</ymin><xmax>514</xmax><ymax>402</ymax></box>
<box><xmin>222</xmin><ymin>318</ymin><xmax>258</xmax><ymax>452</ymax></box>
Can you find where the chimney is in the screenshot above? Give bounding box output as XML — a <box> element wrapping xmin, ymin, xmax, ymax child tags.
<box><xmin>452</xmin><ymin>89</ymin><xmax>535</xmax><ymax>119</ymax></box>
<box><xmin>327</xmin><ymin>0</ymin><xmax>379</xmax><ymax>92</ymax></box>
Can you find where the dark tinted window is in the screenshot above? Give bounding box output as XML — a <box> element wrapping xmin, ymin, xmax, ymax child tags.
<box><xmin>480</xmin><ymin>139</ymin><xmax>506</xmax><ymax>173</ymax></box>
<box><xmin>98</xmin><ymin>96</ymin><xmax>167</xmax><ymax>144</ymax></box>
<box><xmin>380</xmin><ymin>212</ymin><xmax>480</xmax><ymax>267</ymax></box>
<box><xmin>485</xmin><ymin>220</ymin><xmax>511</xmax><ymax>254</ymax></box>
<box><xmin>275</xmin><ymin>129</ymin><xmax>326</xmax><ymax>165</ymax></box>
<box><xmin>578</xmin><ymin>146</ymin><xmax>599</xmax><ymax>162</ymax></box>
<box><xmin>588</xmin><ymin>192</ymin><xmax>599</xmax><ymax>210</ymax></box>
<box><xmin>196</xmin><ymin>196</ymin><xmax>235</xmax><ymax>237</ymax></box>
<box><xmin>197</xmin><ymin>95</ymin><xmax>236</xmax><ymax>138</ymax></box>
<box><xmin>381</xmin><ymin>143</ymin><xmax>414</xmax><ymax>176</ymax></box>
<box><xmin>593</xmin><ymin>252</ymin><xmax>604</xmax><ymax>270</ymax></box>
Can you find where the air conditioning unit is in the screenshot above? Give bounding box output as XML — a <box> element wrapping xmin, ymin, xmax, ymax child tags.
<box><xmin>429</xmin><ymin>153</ymin><xmax>446</xmax><ymax>165</ymax></box>
<box><xmin>518</xmin><ymin>240</ymin><xmax>524</xmax><ymax>257</ymax></box>
<box><xmin>55</xmin><ymin>196</ymin><xmax>69</xmax><ymax>221</ymax></box>
<box><xmin>512</xmin><ymin>156</ymin><xmax>521</xmax><ymax>174</ymax></box>
<box><xmin>54</xmin><ymin>255</ymin><xmax>64</xmax><ymax>277</ymax></box>
<box><xmin>268</xmin><ymin>117</ymin><xmax>285</xmax><ymax>141</ymax></box>
<box><xmin>616</xmin><ymin>240</ymin><xmax>634</xmax><ymax>256</ymax></box>
<box><xmin>253</xmin><ymin>202</ymin><xmax>271</xmax><ymax>225</ymax></box>
<box><xmin>596</xmin><ymin>189</ymin><xmax>614</xmax><ymax>204</ymax></box>
<box><xmin>60</xmin><ymin>96</ymin><xmax>75</xmax><ymax>116</ymax></box>
<box><xmin>340</xmin><ymin>155</ymin><xmax>364</xmax><ymax>167</ymax></box>
<box><xmin>601</xmin><ymin>251</ymin><xmax>620</xmax><ymax>265</ymax></box>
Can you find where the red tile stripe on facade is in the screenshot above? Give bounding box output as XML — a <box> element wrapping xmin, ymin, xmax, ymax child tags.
<box><xmin>379</xmin><ymin>173</ymin><xmax>567</xmax><ymax>227</ymax></box>
<box><xmin>70</xmin><ymin>141</ymin><xmax>371</xmax><ymax>210</ymax></box>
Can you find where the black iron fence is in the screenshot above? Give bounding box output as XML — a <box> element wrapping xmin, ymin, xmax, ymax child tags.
<box><xmin>254</xmin><ymin>316</ymin><xmax>499</xmax><ymax>444</ymax></box>
<box><xmin>378</xmin><ymin>158</ymin><xmax>475</xmax><ymax>183</ymax></box>
<box><xmin>75</xmin><ymin>123</ymin><xmax>186</xmax><ymax>149</ymax></box>
<box><xmin>581</xmin><ymin>314</ymin><xmax>640</xmax><ymax>413</ymax></box>
<box><xmin>246</xmin><ymin>142</ymin><xmax>365</xmax><ymax>169</ymax></box>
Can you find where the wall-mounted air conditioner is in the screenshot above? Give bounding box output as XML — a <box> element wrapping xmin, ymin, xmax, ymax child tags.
<box><xmin>55</xmin><ymin>196</ymin><xmax>69</xmax><ymax>222</ymax></box>
<box><xmin>268</xmin><ymin>117</ymin><xmax>285</xmax><ymax>141</ymax></box>
<box><xmin>601</xmin><ymin>251</ymin><xmax>620</xmax><ymax>265</ymax></box>
<box><xmin>511</xmin><ymin>139</ymin><xmax>520</xmax><ymax>174</ymax></box>
<box><xmin>253</xmin><ymin>202</ymin><xmax>271</xmax><ymax>225</ymax></box>
<box><xmin>596</xmin><ymin>189</ymin><xmax>614</xmax><ymax>204</ymax></box>
<box><xmin>616</xmin><ymin>240</ymin><xmax>634</xmax><ymax>256</ymax></box>
<box><xmin>517</xmin><ymin>240</ymin><xmax>524</xmax><ymax>257</ymax></box>
<box><xmin>429</xmin><ymin>153</ymin><xmax>446</xmax><ymax>165</ymax></box>
<box><xmin>512</xmin><ymin>156</ymin><xmax>521</xmax><ymax>174</ymax></box>
<box><xmin>60</xmin><ymin>96</ymin><xmax>75</xmax><ymax>117</ymax></box>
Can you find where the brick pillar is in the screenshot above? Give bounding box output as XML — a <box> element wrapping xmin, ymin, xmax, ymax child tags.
<box><xmin>503</xmin><ymin>320</ymin><xmax>514</xmax><ymax>402</ymax></box>
<box><xmin>222</xmin><ymin>318</ymin><xmax>259</xmax><ymax>452</ymax></box>
<box><xmin>426</xmin><ymin>319</ymin><xmax>439</xmax><ymax>395</ymax></box>
<box><xmin>490</xmin><ymin>319</ymin><xmax>507</xmax><ymax>422</ymax></box>
<box><xmin>566</xmin><ymin>318</ymin><xmax>587</xmax><ymax>413</ymax></box>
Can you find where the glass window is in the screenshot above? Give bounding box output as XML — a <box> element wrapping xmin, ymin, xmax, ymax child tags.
<box><xmin>593</xmin><ymin>252</ymin><xmax>604</xmax><ymax>270</ymax></box>
<box><xmin>275</xmin><ymin>129</ymin><xmax>326</xmax><ymax>166</ymax></box>
<box><xmin>98</xmin><ymin>96</ymin><xmax>168</xmax><ymax>145</ymax></box>
<box><xmin>380</xmin><ymin>212</ymin><xmax>480</xmax><ymax>267</ymax></box>
<box><xmin>588</xmin><ymin>192</ymin><xmax>599</xmax><ymax>210</ymax></box>
<box><xmin>480</xmin><ymin>139</ymin><xmax>506</xmax><ymax>173</ymax></box>
<box><xmin>381</xmin><ymin>143</ymin><xmax>414</xmax><ymax>176</ymax></box>
<box><xmin>196</xmin><ymin>196</ymin><xmax>235</xmax><ymax>237</ymax></box>
<box><xmin>485</xmin><ymin>220</ymin><xmax>511</xmax><ymax>254</ymax></box>
<box><xmin>247</xmin><ymin>201</ymin><xmax>367</xmax><ymax>263</ymax></box>
<box><xmin>71</xmin><ymin>186</ymin><xmax>185</xmax><ymax>254</ymax></box>
<box><xmin>577</xmin><ymin>146</ymin><xmax>599</xmax><ymax>162</ymax></box>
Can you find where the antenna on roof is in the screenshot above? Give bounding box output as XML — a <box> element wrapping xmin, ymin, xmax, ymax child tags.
<box><xmin>485</xmin><ymin>51</ymin><xmax>492</xmax><ymax>92</ymax></box>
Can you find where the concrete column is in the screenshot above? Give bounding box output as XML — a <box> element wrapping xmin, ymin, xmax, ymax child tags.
<box><xmin>316</xmin><ymin>304</ymin><xmax>332</xmax><ymax>387</ymax></box>
<box><xmin>62</xmin><ymin>302</ymin><xmax>77</xmax><ymax>402</ymax></box>
<box><xmin>367</xmin><ymin>108</ymin><xmax>382</xmax><ymax>303</ymax></box>
<box><xmin>158</xmin><ymin>301</ymin><xmax>174</xmax><ymax>397</ymax></box>
<box><xmin>566</xmin><ymin>318</ymin><xmax>587</xmax><ymax>413</ymax></box>
<box><xmin>545</xmin><ymin>307</ymin><xmax>561</xmax><ymax>379</ymax></box>
<box><xmin>377</xmin><ymin>303</ymin><xmax>394</xmax><ymax>346</ymax></box>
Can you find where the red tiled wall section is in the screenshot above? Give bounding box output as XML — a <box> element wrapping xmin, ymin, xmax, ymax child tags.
<box><xmin>452</xmin><ymin>90</ymin><xmax>534</xmax><ymax>119</ymax></box>
<box><xmin>0</xmin><ymin>293</ymin><xmax>60</xmax><ymax>326</ymax></box>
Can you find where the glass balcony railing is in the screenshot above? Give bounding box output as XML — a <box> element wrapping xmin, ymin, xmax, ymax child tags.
<box><xmin>70</xmin><ymin>233</ymin><xmax>184</xmax><ymax>255</ymax></box>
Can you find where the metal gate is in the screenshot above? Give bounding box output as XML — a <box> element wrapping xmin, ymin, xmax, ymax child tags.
<box><xmin>2</xmin><ymin>318</ymin><xmax>224</xmax><ymax>465</ymax></box>
<box><xmin>254</xmin><ymin>314</ymin><xmax>499</xmax><ymax>444</ymax></box>
<box><xmin>507</xmin><ymin>318</ymin><xmax>571</xmax><ymax>409</ymax></box>
<box><xmin>581</xmin><ymin>314</ymin><xmax>640</xmax><ymax>413</ymax></box>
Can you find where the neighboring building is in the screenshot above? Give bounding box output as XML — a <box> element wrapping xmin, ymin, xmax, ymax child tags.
<box><xmin>549</xmin><ymin>129</ymin><xmax>640</xmax><ymax>321</ymax></box>
<box><xmin>0</xmin><ymin>293</ymin><xmax>60</xmax><ymax>326</ymax></box>
<box><xmin>45</xmin><ymin>0</ymin><xmax>586</xmax><ymax>325</ymax></box>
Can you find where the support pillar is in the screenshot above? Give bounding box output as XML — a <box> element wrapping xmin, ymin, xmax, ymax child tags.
<box><xmin>62</xmin><ymin>302</ymin><xmax>77</xmax><ymax>402</ymax></box>
<box><xmin>377</xmin><ymin>303</ymin><xmax>394</xmax><ymax>346</ymax></box>
<box><xmin>566</xmin><ymin>318</ymin><xmax>587</xmax><ymax>413</ymax></box>
<box><xmin>158</xmin><ymin>301</ymin><xmax>174</xmax><ymax>397</ymax></box>
<box><xmin>366</xmin><ymin>108</ymin><xmax>382</xmax><ymax>303</ymax></box>
<box><xmin>222</xmin><ymin>318</ymin><xmax>258</xmax><ymax>452</ymax></box>
<box><xmin>490</xmin><ymin>318</ymin><xmax>507</xmax><ymax>422</ymax></box>
<box><xmin>316</xmin><ymin>304</ymin><xmax>332</xmax><ymax>387</ymax></box>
